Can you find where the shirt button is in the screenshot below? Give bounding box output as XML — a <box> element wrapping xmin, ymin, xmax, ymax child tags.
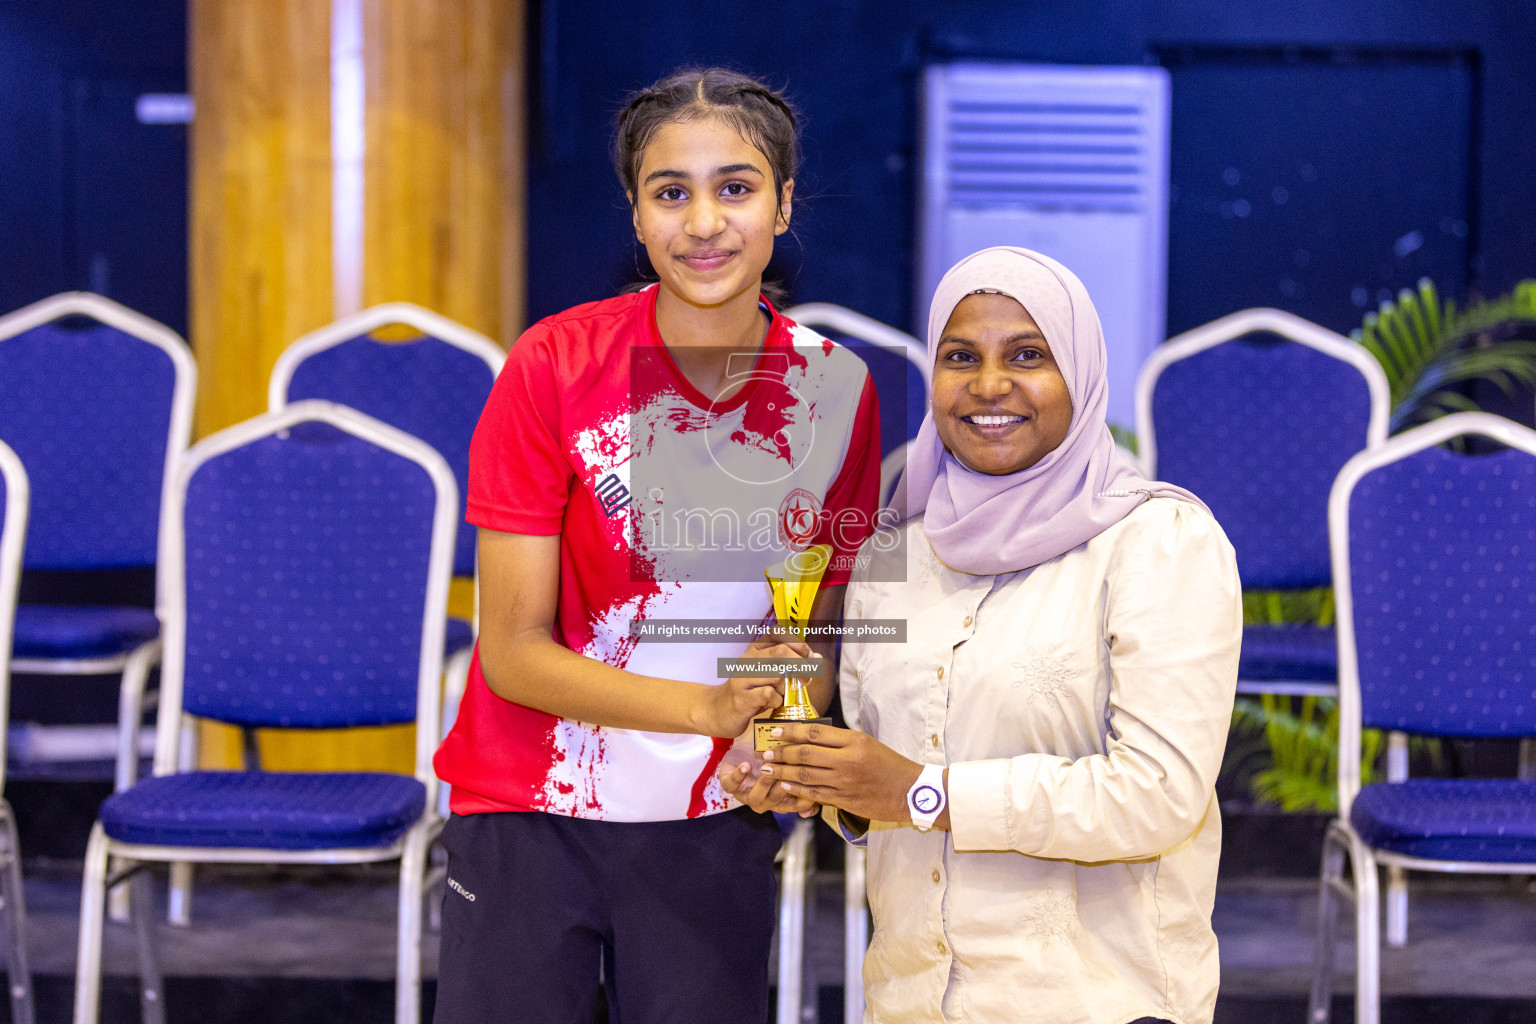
<box><xmin>963</xmin><ymin>615</ymin><xmax>973</xmax><ymax>628</ymax></box>
<box><xmin>937</xmin><ymin>941</ymin><xmax>948</xmax><ymax>956</ymax></box>
<box><xmin>929</xmin><ymin>734</ymin><xmax>939</xmax><ymax>747</ymax></box>
<box><xmin>931</xmin><ymin>869</ymin><xmax>941</xmax><ymax>883</ymax></box>
<box><xmin>937</xmin><ymin>667</ymin><xmax>945</xmax><ymax>679</ymax></box>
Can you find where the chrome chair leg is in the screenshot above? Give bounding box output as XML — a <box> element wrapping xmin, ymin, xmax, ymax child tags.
<box><xmin>167</xmin><ymin>862</ymin><xmax>194</xmax><ymax>927</ymax></box>
<box><xmin>130</xmin><ymin>867</ymin><xmax>165</xmax><ymax>1024</ymax></box>
<box><xmin>107</xmin><ymin>862</ymin><xmax>131</xmax><ymax>924</ymax></box>
<box><xmin>0</xmin><ymin>805</ymin><xmax>34</xmax><ymax>1024</ymax></box>
<box><xmin>111</xmin><ymin>642</ymin><xmax>160</xmax><ymax>925</ymax></box>
<box><xmin>776</xmin><ymin>819</ymin><xmax>813</xmax><ymax>1024</ymax></box>
<box><xmin>1384</xmin><ymin>732</ymin><xmax>1409</xmax><ymax>947</ymax></box>
<box><xmin>72</xmin><ymin>824</ymin><xmax>111</xmax><ymax>1024</ymax></box>
<box><xmin>167</xmin><ymin>720</ymin><xmax>198</xmax><ymax>927</ymax></box>
<box><xmin>396</xmin><ymin>826</ymin><xmax>431</xmax><ymax>1024</ymax></box>
<box><xmin>1308</xmin><ymin>824</ymin><xmax>1347</xmax><ymax>1024</ymax></box>
<box><xmin>1385</xmin><ymin>866</ymin><xmax>1408</xmax><ymax>947</ymax></box>
<box><xmin>1352</xmin><ymin>840</ymin><xmax>1382</xmax><ymax>1024</ymax></box>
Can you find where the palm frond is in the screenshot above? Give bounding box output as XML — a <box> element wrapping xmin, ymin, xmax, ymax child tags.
<box><xmin>1414</xmin><ymin>343</ymin><xmax>1536</xmax><ymax>396</ymax></box>
<box><xmin>1352</xmin><ymin>278</ymin><xmax>1536</xmax><ymax>431</ymax></box>
<box><xmin>1393</xmin><ymin>389</ymin><xmax>1484</xmax><ymax>434</ymax></box>
<box><xmin>1233</xmin><ymin>695</ymin><xmax>1382</xmax><ymax>812</ymax></box>
<box><xmin>1448</xmin><ymin>279</ymin><xmax>1536</xmax><ymax>339</ymax></box>
<box><xmin>1351</xmin><ymin>281</ymin><xmax>1454</xmax><ymax>409</ymax></box>
<box><xmin>1242</xmin><ymin>587</ymin><xmax>1333</xmax><ymax>626</ymax></box>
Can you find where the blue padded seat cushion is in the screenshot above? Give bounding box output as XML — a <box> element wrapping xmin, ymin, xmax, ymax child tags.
<box><xmin>100</xmin><ymin>771</ymin><xmax>426</xmax><ymax>850</ymax></box>
<box><xmin>445</xmin><ymin>616</ymin><xmax>473</xmax><ymax>656</ymax></box>
<box><xmin>12</xmin><ymin>604</ymin><xmax>160</xmax><ymax>659</ymax></box>
<box><xmin>1238</xmin><ymin>623</ymin><xmax>1337</xmax><ymax>682</ymax></box>
<box><xmin>1350</xmin><ymin>779</ymin><xmax>1536</xmax><ymax>864</ymax></box>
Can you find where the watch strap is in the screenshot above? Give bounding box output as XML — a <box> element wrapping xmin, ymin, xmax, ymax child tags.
<box><xmin>906</xmin><ymin>763</ymin><xmax>947</xmax><ymax>832</ymax></box>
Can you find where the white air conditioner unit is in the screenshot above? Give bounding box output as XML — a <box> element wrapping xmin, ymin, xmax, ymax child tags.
<box><xmin>919</xmin><ymin>63</ymin><xmax>1170</xmax><ymax>429</ymax></box>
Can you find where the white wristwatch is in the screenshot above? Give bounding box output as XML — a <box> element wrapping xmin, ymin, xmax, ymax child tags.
<box><xmin>906</xmin><ymin>763</ymin><xmax>947</xmax><ymax>832</ymax></box>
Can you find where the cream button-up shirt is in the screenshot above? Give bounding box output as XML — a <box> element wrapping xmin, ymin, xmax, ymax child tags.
<box><xmin>838</xmin><ymin>498</ymin><xmax>1242</xmax><ymax>1024</ymax></box>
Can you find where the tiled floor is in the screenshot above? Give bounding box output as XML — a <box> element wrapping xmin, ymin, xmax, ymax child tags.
<box><xmin>14</xmin><ymin>860</ymin><xmax>1536</xmax><ymax>998</ymax></box>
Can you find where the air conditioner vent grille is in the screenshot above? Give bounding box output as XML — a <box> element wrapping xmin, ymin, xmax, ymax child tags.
<box><xmin>946</xmin><ymin>100</ymin><xmax>1155</xmax><ymax>210</ymax></box>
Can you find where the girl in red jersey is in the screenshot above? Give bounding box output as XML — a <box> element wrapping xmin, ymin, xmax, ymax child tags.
<box><xmin>432</xmin><ymin>68</ymin><xmax>882</xmax><ymax>1022</ymax></box>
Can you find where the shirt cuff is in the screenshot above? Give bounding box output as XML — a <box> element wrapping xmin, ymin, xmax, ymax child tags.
<box><xmin>466</xmin><ymin>500</ymin><xmax>564</xmax><ymax>536</ymax></box>
<box><xmin>821</xmin><ymin>804</ymin><xmax>870</xmax><ymax>847</ymax></box>
<box><xmin>947</xmin><ymin>758</ymin><xmax>1015</xmax><ymax>853</ymax></box>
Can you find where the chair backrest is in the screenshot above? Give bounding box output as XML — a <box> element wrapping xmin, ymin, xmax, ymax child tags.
<box><xmin>1137</xmin><ymin>308</ymin><xmax>1390</xmax><ymax>589</ymax></box>
<box><xmin>0</xmin><ymin>292</ymin><xmax>195</xmax><ymax>570</ymax></box>
<box><xmin>269</xmin><ymin>303</ymin><xmax>503</xmax><ymax>578</ymax></box>
<box><xmin>1331</xmin><ymin>413</ymin><xmax>1536</xmax><ymax>813</ymax></box>
<box><xmin>0</xmin><ymin>440</ymin><xmax>29</xmax><ymax>791</ymax></box>
<box><xmin>784</xmin><ymin>303</ymin><xmax>929</xmax><ymax>506</ymax></box>
<box><xmin>155</xmin><ymin>401</ymin><xmax>458</xmax><ymax>795</ymax></box>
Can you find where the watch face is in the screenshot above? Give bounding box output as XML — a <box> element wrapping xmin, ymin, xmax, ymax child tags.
<box><xmin>911</xmin><ymin>784</ymin><xmax>943</xmax><ymax>815</ymax></box>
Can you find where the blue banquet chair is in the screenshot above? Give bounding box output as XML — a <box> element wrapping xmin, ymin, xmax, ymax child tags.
<box><xmin>269</xmin><ymin>303</ymin><xmax>501</xmax><ymax>754</ymax></box>
<box><xmin>268</xmin><ymin>303</ymin><xmax>502</xmax><ymax>928</ymax></box>
<box><xmin>0</xmin><ymin>293</ymin><xmax>194</xmax><ymax>791</ymax></box>
<box><xmin>1135</xmin><ymin>307</ymin><xmax>1390</xmax><ymax>698</ymax></box>
<box><xmin>71</xmin><ymin>400</ymin><xmax>457</xmax><ymax>1024</ymax></box>
<box><xmin>0</xmin><ymin>440</ymin><xmax>37</xmax><ymax>1024</ymax></box>
<box><xmin>1308</xmin><ymin>412</ymin><xmax>1536</xmax><ymax>1024</ymax></box>
<box><xmin>780</xmin><ymin>303</ymin><xmax>930</xmax><ymax>1024</ymax></box>
<box><xmin>268</xmin><ymin>301</ymin><xmax>503</xmax><ymax>588</ymax></box>
<box><xmin>785</xmin><ymin>302</ymin><xmax>929</xmax><ymax>509</ymax></box>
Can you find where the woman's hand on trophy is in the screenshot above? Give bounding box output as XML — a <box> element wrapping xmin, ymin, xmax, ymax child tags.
<box><xmin>761</xmin><ymin>723</ymin><xmax>934</xmax><ymax>827</ymax></box>
<box><xmin>716</xmin><ymin>745</ymin><xmax>820</xmax><ymax>817</ymax></box>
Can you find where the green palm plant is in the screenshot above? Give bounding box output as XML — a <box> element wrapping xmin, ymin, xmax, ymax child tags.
<box><xmin>1220</xmin><ymin>279</ymin><xmax>1536</xmax><ymax>811</ymax></box>
<box><xmin>1353</xmin><ymin>278</ymin><xmax>1536</xmax><ymax>431</ymax></box>
<box><xmin>1230</xmin><ymin>694</ymin><xmax>1382</xmax><ymax>813</ymax></box>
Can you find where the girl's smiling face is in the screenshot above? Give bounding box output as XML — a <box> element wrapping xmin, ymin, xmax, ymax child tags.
<box><xmin>630</xmin><ymin>116</ymin><xmax>792</xmax><ymax>309</ymax></box>
<box><xmin>931</xmin><ymin>292</ymin><xmax>1074</xmax><ymax>476</ymax></box>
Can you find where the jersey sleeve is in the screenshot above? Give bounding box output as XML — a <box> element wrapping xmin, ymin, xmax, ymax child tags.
<box><xmin>466</xmin><ymin>323</ymin><xmax>572</xmax><ymax>535</ymax></box>
<box><xmin>815</xmin><ymin>373</ymin><xmax>882</xmax><ymax>587</ymax></box>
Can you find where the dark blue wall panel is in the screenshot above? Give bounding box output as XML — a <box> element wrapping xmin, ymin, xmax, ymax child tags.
<box><xmin>1162</xmin><ymin>49</ymin><xmax>1474</xmax><ymax>334</ymax></box>
<box><xmin>528</xmin><ymin>0</ymin><xmax>1536</xmax><ymax>338</ymax></box>
<box><xmin>3</xmin><ymin>1</ymin><xmax>1533</xmax><ymax>346</ymax></box>
<box><xmin>0</xmin><ymin>1</ymin><xmax>186</xmax><ymax>334</ymax></box>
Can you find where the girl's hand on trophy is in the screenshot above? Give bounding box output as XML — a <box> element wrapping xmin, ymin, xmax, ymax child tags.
<box><xmin>743</xmin><ymin>632</ymin><xmax>811</xmax><ymax>658</ymax></box>
<box><xmin>695</xmin><ymin>673</ymin><xmax>784</xmax><ymax>739</ymax></box>
<box><xmin>692</xmin><ymin>640</ymin><xmax>801</xmax><ymax>738</ymax></box>
<box><xmin>761</xmin><ymin>723</ymin><xmax>925</xmax><ymax>825</ymax></box>
<box><xmin>716</xmin><ymin>754</ymin><xmax>819</xmax><ymax>817</ymax></box>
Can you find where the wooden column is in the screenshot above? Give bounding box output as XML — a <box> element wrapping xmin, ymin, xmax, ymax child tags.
<box><xmin>189</xmin><ymin>0</ymin><xmax>522</xmax><ymax>770</ymax></box>
<box><xmin>190</xmin><ymin>0</ymin><xmax>336</xmax><ymax>436</ymax></box>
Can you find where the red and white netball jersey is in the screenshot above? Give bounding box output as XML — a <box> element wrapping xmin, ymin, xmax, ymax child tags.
<box><xmin>434</xmin><ymin>285</ymin><xmax>881</xmax><ymax>821</ymax></box>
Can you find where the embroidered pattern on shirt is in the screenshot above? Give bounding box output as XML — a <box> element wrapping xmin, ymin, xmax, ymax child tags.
<box><xmin>911</xmin><ymin>539</ymin><xmax>956</xmax><ymax>590</ymax></box>
<box><xmin>910</xmin><ymin>548</ymin><xmax>938</xmax><ymax>587</ymax></box>
<box><xmin>1022</xmin><ymin>891</ymin><xmax>1077</xmax><ymax>943</ymax></box>
<box><xmin>1011</xmin><ymin>648</ymin><xmax>1073</xmax><ymax>704</ymax></box>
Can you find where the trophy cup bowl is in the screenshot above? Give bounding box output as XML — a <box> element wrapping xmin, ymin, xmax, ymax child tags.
<box><xmin>754</xmin><ymin>543</ymin><xmax>836</xmax><ymax>751</ymax></box>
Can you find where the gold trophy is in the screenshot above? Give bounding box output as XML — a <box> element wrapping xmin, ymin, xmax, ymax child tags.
<box><xmin>753</xmin><ymin>543</ymin><xmax>835</xmax><ymax>751</ymax></box>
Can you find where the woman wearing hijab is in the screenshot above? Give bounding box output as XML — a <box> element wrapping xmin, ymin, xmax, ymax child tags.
<box><xmin>722</xmin><ymin>247</ymin><xmax>1242</xmax><ymax>1024</ymax></box>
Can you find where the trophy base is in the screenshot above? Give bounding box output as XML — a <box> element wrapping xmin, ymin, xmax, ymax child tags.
<box><xmin>754</xmin><ymin>715</ymin><xmax>834</xmax><ymax>751</ymax></box>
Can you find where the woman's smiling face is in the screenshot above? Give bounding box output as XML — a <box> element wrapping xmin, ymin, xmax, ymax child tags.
<box><xmin>931</xmin><ymin>292</ymin><xmax>1074</xmax><ymax>476</ymax></box>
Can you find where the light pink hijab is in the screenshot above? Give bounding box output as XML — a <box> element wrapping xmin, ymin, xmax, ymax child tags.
<box><xmin>896</xmin><ymin>246</ymin><xmax>1207</xmax><ymax>576</ymax></box>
